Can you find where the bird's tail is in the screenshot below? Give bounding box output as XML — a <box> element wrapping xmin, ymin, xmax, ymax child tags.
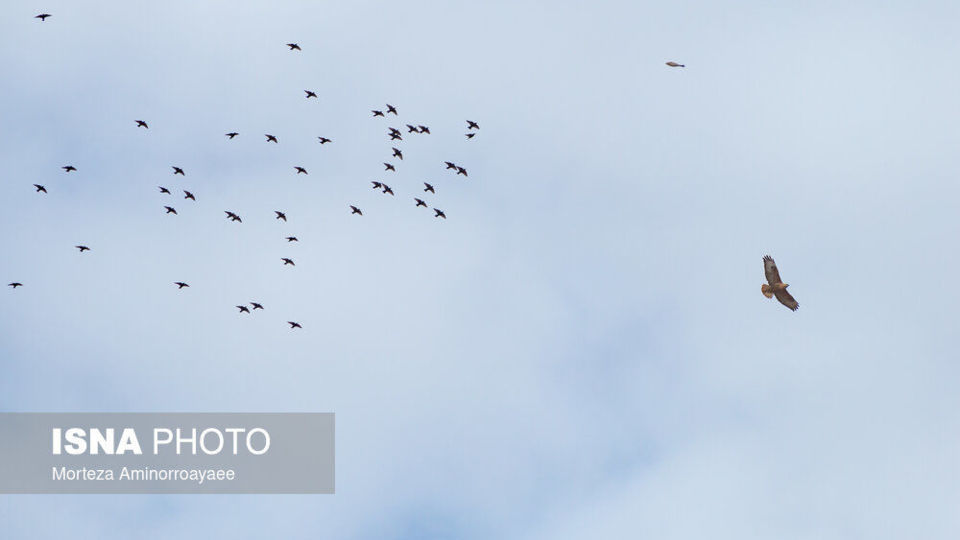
<box><xmin>761</xmin><ymin>284</ymin><xmax>774</xmax><ymax>298</ymax></box>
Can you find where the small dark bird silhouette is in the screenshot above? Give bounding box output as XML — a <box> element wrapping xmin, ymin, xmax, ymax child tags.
<box><xmin>317</xmin><ymin>137</ymin><xmax>332</xmax><ymax>144</ymax></box>
<box><xmin>174</xmin><ymin>282</ymin><xmax>189</xmax><ymax>289</ymax></box>
<box><xmin>225</xmin><ymin>132</ymin><xmax>239</xmax><ymax>139</ymax></box>
<box><xmin>414</xmin><ymin>198</ymin><xmax>427</xmax><ymax>207</ymax></box>
<box><xmin>225</xmin><ymin>211</ymin><xmax>242</xmax><ymax>222</ymax></box>
<box><xmin>8</xmin><ymin>282</ymin><xmax>23</xmax><ymax>288</ymax></box>
<box><xmin>465</xmin><ymin>133</ymin><xmax>475</xmax><ymax>139</ymax></box>
<box><xmin>35</xmin><ymin>14</ymin><xmax>52</xmax><ymax>21</ymax></box>
<box><xmin>184</xmin><ymin>190</ymin><xmax>195</xmax><ymax>201</ymax></box>
<box><xmin>265</xmin><ymin>134</ymin><xmax>278</xmax><ymax>143</ymax></box>
<box><xmin>389</xmin><ymin>132</ymin><xmax>403</xmax><ymax>141</ymax></box>
<box><xmin>386</xmin><ymin>104</ymin><xmax>398</xmax><ymax>115</ymax></box>
<box><xmin>406</xmin><ymin>124</ymin><xmax>418</xmax><ymax>133</ymax></box>
<box><xmin>294</xmin><ymin>166</ymin><xmax>307</xmax><ymax>175</ymax></box>
<box><xmin>467</xmin><ymin>120</ymin><xmax>479</xmax><ymax>130</ymax></box>
<box><xmin>350</xmin><ymin>205</ymin><xmax>362</xmax><ymax>215</ymax></box>
<box><xmin>444</xmin><ymin>161</ymin><xmax>457</xmax><ymax>169</ymax></box>
<box><xmin>281</xmin><ymin>258</ymin><xmax>295</xmax><ymax>266</ymax></box>
<box><xmin>392</xmin><ymin>148</ymin><xmax>403</xmax><ymax>160</ymax></box>
<box><xmin>288</xmin><ymin>321</ymin><xmax>302</xmax><ymax>329</ymax></box>
<box><xmin>371</xmin><ymin>181</ymin><xmax>382</xmax><ymax>189</ymax></box>
<box><xmin>164</xmin><ymin>206</ymin><xmax>177</xmax><ymax>215</ymax></box>
<box><xmin>275</xmin><ymin>211</ymin><xmax>287</xmax><ymax>221</ymax></box>
<box><xmin>172</xmin><ymin>166</ymin><xmax>185</xmax><ymax>176</ymax></box>
<box><xmin>158</xmin><ymin>186</ymin><xmax>171</xmax><ymax>194</ymax></box>
<box><xmin>457</xmin><ymin>167</ymin><xmax>468</xmax><ymax>177</ymax></box>
<box><xmin>665</xmin><ymin>61</ymin><xmax>685</xmax><ymax>67</ymax></box>
<box><xmin>388</xmin><ymin>127</ymin><xmax>402</xmax><ymax>136</ymax></box>
<box><xmin>372</xmin><ymin>110</ymin><xmax>385</xmax><ymax>117</ymax></box>
<box><xmin>62</xmin><ymin>165</ymin><xmax>76</xmax><ymax>172</ymax></box>
<box><xmin>237</xmin><ymin>305</ymin><xmax>251</xmax><ymax>314</ymax></box>
<box><xmin>418</xmin><ymin>125</ymin><xmax>430</xmax><ymax>134</ymax></box>
<box><xmin>382</xmin><ymin>185</ymin><xmax>394</xmax><ymax>196</ymax></box>
<box><xmin>286</xmin><ymin>236</ymin><xmax>298</xmax><ymax>242</ymax></box>
<box><xmin>424</xmin><ymin>183</ymin><xmax>435</xmax><ymax>193</ymax></box>
<box><xmin>135</xmin><ymin>120</ymin><xmax>148</xmax><ymax>129</ymax></box>
<box><xmin>34</xmin><ymin>184</ymin><xmax>47</xmax><ymax>193</ymax></box>
<box><xmin>286</xmin><ymin>43</ymin><xmax>301</xmax><ymax>51</ymax></box>
<box><xmin>251</xmin><ymin>302</ymin><xmax>264</xmax><ymax>310</ymax></box>
<box><xmin>384</xmin><ymin>163</ymin><xmax>396</xmax><ymax>172</ymax></box>
<box><xmin>434</xmin><ymin>208</ymin><xmax>446</xmax><ymax>219</ymax></box>
<box><xmin>75</xmin><ymin>245</ymin><xmax>90</xmax><ymax>252</ymax></box>
<box><xmin>305</xmin><ymin>90</ymin><xmax>318</xmax><ymax>98</ymax></box>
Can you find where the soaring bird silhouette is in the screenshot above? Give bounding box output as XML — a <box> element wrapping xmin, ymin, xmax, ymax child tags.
<box><xmin>384</xmin><ymin>163</ymin><xmax>396</xmax><ymax>172</ymax></box>
<box><xmin>35</xmin><ymin>13</ymin><xmax>52</xmax><ymax>21</ymax></box>
<box><xmin>225</xmin><ymin>211</ymin><xmax>242</xmax><ymax>222</ymax></box>
<box><xmin>457</xmin><ymin>167</ymin><xmax>468</xmax><ymax>177</ymax></box>
<box><xmin>158</xmin><ymin>186</ymin><xmax>171</xmax><ymax>194</ymax></box>
<box><xmin>424</xmin><ymin>183</ymin><xmax>435</xmax><ymax>193</ymax></box>
<box><xmin>418</xmin><ymin>125</ymin><xmax>430</xmax><ymax>134</ymax></box>
<box><xmin>294</xmin><ymin>166</ymin><xmax>308</xmax><ymax>175</ymax></box>
<box><xmin>174</xmin><ymin>282</ymin><xmax>189</xmax><ymax>289</ymax></box>
<box><xmin>406</xmin><ymin>124</ymin><xmax>418</xmax><ymax>133</ymax></box>
<box><xmin>388</xmin><ymin>132</ymin><xmax>403</xmax><ymax>141</ymax></box>
<box><xmin>465</xmin><ymin>133</ymin><xmax>475</xmax><ymax>139</ymax></box>
<box><xmin>372</xmin><ymin>110</ymin><xmax>385</xmax><ymax>117</ymax></box>
<box><xmin>225</xmin><ymin>132</ymin><xmax>239</xmax><ymax>139</ymax></box>
<box><xmin>444</xmin><ymin>161</ymin><xmax>457</xmax><ymax>169</ymax></box>
<box><xmin>286</xmin><ymin>236</ymin><xmax>298</xmax><ymax>242</ymax></box>
<box><xmin>286</xmin><ymin>43</ymin><xmax>301</xmax><ymax>51</ymax></box>
<box><xmin>414</xmin><ymin>198</ymin><xmax>427</xmax><ymax>208</ymax></box>
<box><xmin>466</xmin><ymin>120</ymin><xmax>479</xmax><ymax>130</ymax></box>
<box><xmin>172</xmin><ymin>166</ymin><xmax>185</xmax><ymax>175</ymax></box>
<box><xmin>184</xmin><ymin>190</ymin><xmax>195</xmax><ymax>201</ymax></box>
<box><xmin>237</xmin><ymin>305</ymin><xmax>251</xmax><ymax>314</ymax></box>
<box><xmin>8</xmin><ymin>282</ymin><xmax>23</xmax><ymax>288</ymax></box>
<box><xmin>392</xmin><ymin>147</ymin><xmax>403</xmax><ymax>160</ymax></box>
<box><xmin>33</xmin><ymin>184</ymin><xmax>46</xmax><ymax>193</ymax></box>
<box><xmin>288</xmin><ymin>321</ymin><xmax>302</xmax><ymax>329</ymax></box>
<box><xmin>135</xmin><ymin>120</ymin><xmax>148</xmax><ymax>129</ymax></box>
<box><xmin>265</xmin><ymin>134</ymin><xmax>278</xmax><ymax>143</ymax></box>
<box><xmin>75</xmin><ymin>245</ymin><xmax>90</xmax><ymax>252</ymax></box>
<box><xmin>666</xmin><ymin>61</ymin><xmax>685</xmax><ymax>67</ymax></box>
<box><xmin>164</xmin><ymin>206</ymin><xmax>177</xmax><ymax>215</ymax></box>
<box><xmin>275</xmin><ymin>211</ymin><xmax>287</xmax><ymax>222</ymax></box>
<box><xmin>251</xmin><ymin>302</ymin><xmax>264</xmax><ymax>310</ymax></box>
<box><xmin>317</xmin><ymin>137</ymin><xmax>332</xmax><ymax>144</ymax></box>
<box><xmin>62</xmin><ymin>165</ymin><xmax>76</xmax><ymax>172</ymax></box>
<box><xmin>386</xmin><ymin>104</ymin><xmax>398</xmax><ymax>115</ymax></box>
<box><xmin>305</xmin><ymin>90</ymin><xmax>318</xmax><ymax>98</ymax></box>
<box><xmin>388</xmin><ymin>127</ymin><xmax>402</xmax><ymax>136</ymax></box>
<box><xmin>281</xmin><ymin>258</ymin><xmax>295</xmax><ymax>266</ymax></box>
<box><xmin>434</xmin><ymin>209</ymin><xmax>446</xmax><ymax>219</ymax></box>
<box><xmin>371</xmin><ymin>181</ymin><xmax>383</xmax><ymax>189</ymax></box>
<box><xmin>382</xmin><ymin>185</ymin><xmax>395</xmax><ymax>196</ymax></box>
<box><xmin>350</xmin><ymin>205</ymin><xmax>363</xmax><ymax>215</ymax></box>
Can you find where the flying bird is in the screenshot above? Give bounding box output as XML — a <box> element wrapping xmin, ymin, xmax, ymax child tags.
<box><xmin>174</xmin><ymin>282</ymin><xmax>189</xmax><ymax>289</ymax></box>
<box><xmin>224</xmin><ymin>211</ymin><xmax>242</xmax><ymax>222</ymax></box>
<box><xmin>265</xmin><ymin>134</ymin><xmax>278</xmax><ymax>143</ymax></box>
<box><xmin>406</xmin><ymin>124</ymin><xmax>418</xmax><ymax>133</ymax></box>
<box><xmin>164</xmin><ymin>206</ymin><xmax>177</xmax><ymax>215</ymax></box>
<box><xmin>392</xmin><ymin>147</ymin><xmax>403</xmax><ymax>160</ymax></box>
<box><xmin>33</xmin><ymin>184</ymin><xmax>46</xmax><ymax>193</ymax></box>
<box><xmin>465</xmin><ymin>133</ymin><xmax>475</xmax><ymax>139</ymax></box>
<box><xmin>414</xmin><ymin>198</ymin><xmax>427</xmax><ymax>207</ymax></box>
<box><xmin>237</xmin><ymin>305</ymin><xmax>251</xmax><ymax>314</ymax></box>
<box><xmin>8</xmin><ymin>282</ymin><xmax>23</xmax><ymax>288</ymax></box>
<box><xmin>172</xmin><ymin>166</ymin><xmax>185</xmax><ymax>175</ymax></box>
<box><xmin>384</xmin><ymin>163</ymin><xmax>396</xmax><ymax>172</ymax></box>
<box><xmin>666</xmin><ymin>61</ymin><xmax>685</xmax><ymax>67</ymax></box>
<box><xmin>305</xmin><ymin>90</ymin><xmax>318</xmax><ymax>99</ymax></box>
<box><xmin>275</xmin><ymin>211</ymin><xmax>287</xmax><ymax>221</ymax></box>
<box><xmin>286</xmin><ymin>236</ymin><xmax>298</xmax><ymax>242</ymax></box>
<box><xmin>371</xmin><ymin>181</ymin><xmax>383</xmax><ymax>189</ymax></box>
<box><xmin>317</xmin><ymin>137</ymin><xmax>332</xmax><ymax>144</ymax></box>
<box><xmin>35</xmin><ymin>14</ymin><xmax>52</xmax><ymax>21</ymax></box>
<box><xmin>418</xmin><ymin>125</ymin><xmax>430</xmax><ymax>134</ymax></box>
<box><xmin>75</xmin><ymin>245</ymin><xmax>90</xmax><ymax>252</ymax></box>
<box><xmin>184</xmin><ymin>190</ymin><xmax>195</xmax><ymax>200</ymax></box>
<box><xmin>251</xmin><ymin>302</ymin><xmax>264</xmax><ymax>310</ymax></box>
<box><xmin>761</xmin><ymin>255</ymin><xmax>799</xmax><ymax>311</ymax></box>
<box><xmin>386</xmin><ymin>104</ymin><xmax>398</xmax><ymax>115</ymax></box>
<box><xmin>135</xmin><ymin>120</ymin><xmax>148</xmax><ymax>129</ymax></box>
<box><xmin>434</xmin><ymin>208</ymin><xmax>446</xmax><ymax>219</ymax></box>
<box><xmin>456</xmin><ymin>166</ymin><xmax>468</xmax><ymax>177</ymax></box>
<box><xmin>225</xmin><ymin>132</ymin><xmax>239</xmax><ymax>139</ymax></box>
<box><xmin>372</xmin><ymin>110</ymin><xmax>385</xmax><ymax>117</ymax></box>
<box><xmin>288</xmin><ymin>321</ymin><xmax>302</xmax><ymax>329</ymax></box>
<box><xmin>286</xmin><ymin>43</ymin><xmax>301</xmax><ymax>51</ymax></box>
<box><xmin>350</xmin><ymin>205</ymin><xmax>362</xmax><ymax>215</ymax></box>
<box><xmin>281</xmin><ymin>258</ymin><xmax>295</xmax><ymax>266</ymax></box>
<box><xmin>444</xmin><ymin>161</ymin><xmax>457</xmax><ymax>169</ymax></box>
<box><xmin>388</xmin><ymin>127</ymin><xmax>402</xmax><ymax>136</ymax></box>
<box><xmin>62</xmin><ymin>165</ymin><xmax>76</xmax><ymax>172</ymax></box>
<box><xmin>423</xmin><ymin>183</ymin><xmax>435</xmax><ymax>193</ymax></box>
<box><xmin>294</xmin><ymin>166</ymin><xmax>308</xmax><ymax>174</ymax></box>
<box><xmin>388</xmin><ymin>132</ymin><xmax>403</xmax><ymax>141</ymax></box>
<box><xmin>466</xmin><ymin>120</ymin><xmax>479</xmax><ymax>130</ymax></box>
<box><xmin>382</xmin><ymin>185</ymin><xmax>394</xmax><ymax>196</ymax></box>
<box><xmin>158</xmin><ymin>186</ymin><xmax>171</xmax><ymax>194</ymax></box>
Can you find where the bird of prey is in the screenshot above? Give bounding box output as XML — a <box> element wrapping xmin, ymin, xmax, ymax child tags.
<box><xmin>286</xmin><ymin>43</ymin><xmax>301</xmax><ymax>51</ymax></box>
<box><xmin>317</xmin><ymin>137</ymin><xmax>332</xmax><ymax>144</ymax></box>
<box><xmin>286</xmin><ymin>236</ymin><xmax>298</xmax><ymax>242</ymax></box>
<box><xmin>184</xmin><ymin>190</ymin><xmax>195</xmax><ymax>200</ymax></box>
<box><xmin>456</xmin><ymin>166</ymin><xmax>468</xmax><ymax>177</ymax></box>
<box><xmin>371</xmin><ymin>181</ymin><xmax>383</xmax><ymax>189</ymax></box>
<box><xmin>225</xmin><ymin>132</ymin><xmax>239</xmax><ymax>139</ymax></box>
<box><xmin>384</xmin><ymin>163</ymin><xmax>396</xmax><ymax>172</ymax></box>
<box><xmin>135</xmin><ymin>120</ymin><xmax>148</xmax><ymax>129</ymax></box>
<box><xmin>225</xmin><ymin>211</ymin><xmax>242</xmax><ymax>222</ymax></box>
<box><xmin>75</xmin><ymin>245</ymin><xmax>90</xmax><ymax>252</ymax></box>
<box><xmin>35</xmin><ymin>14</ymin><xmax>52</xmax><ymax>21</ymax></box>
<box><xmin>466</xmin><ymin>120</ymin><xmax>479</xmax><ymax>130</ymax></box>
<box><xmin>434</xmin><ymin>208</ymin><xmax>446</xmax><ymax>219</ymax></box>
<box><xmin>392</xmin><ymin>147</ymin><xmax>403</xmax><ymax>160</ymax></box>
<box><xmin>372</xmin><ymin>110</ymin><xmax>385</xmax><ymax>117</ymax></box>
<box><xmin>423</xmin><ymin>183</ymin><xmax>435</xmax><ymax>193</ymax></box>
<box><xmin>386</xmin><ymin>104</ymin><xmax>398</xmax><ymax>115</ymax></box>
<box><xmin>34</xmin><ymin>184</ymin><xmax>47</xmax><ymax>193</ymax></box>
<box><xmin>295</xmin><ymin>166</ymin><xmax>308</xmax><ymax>174</ymax></box>
<box><xmin>8</xmin><ymin>282</ymin><xmax>23</xmax><ymax>288</ymax></box>
<box><xmin>164</xmin><ymin>206</ymin><xmax>177</xmax><ymax>215</ymax></box>
<box><xmin>414</xmin><ymin>198</ymin><xmax>427</xmax><ymax>207</ymax></box>
<box><xmin>388</xmin><ymin>132</ymin><xmax>403</xmax><ymax>141</ymax></box>
<box><xmin>237</xmin><ymin>305</ymin><xmax>251</xmax><ymax>314</ymax></box>
<box><xmin>174</xmin><ymin>282</ymin><xmax>189</xmax><ymax>289</ymax></box>
<box><xmin>761</xmin><ymin>255</ymin><xmax>799</xmax><ymax>311</ymax></box>
<box><xmin>406</xmin><ymin>124</ymin><xmax>418</xmax><ymax>133</ymax></box>
<box><xmin>62</xmin><ymin>165</ymin><xmax>76</xmax><ymax>172</ymax></box>
<box><xmin>172</xmin><ymin>166</ymin><xmax>185</xmax><ymax>175</ymax></box>
<box><xmin>251</xmin><ymin>302</ymin><xmax>264</xmax><ymax>310</ymax></box>
<box><xmin>281</xmin><ymin>258</ymin><xmax>295</xmax><ymax>266</ymax></box>
<box><xmin>158</xmin><ymin>186</ymin><xmax>171</xmax><ymax>194</ymax></box>
<box><xmin>350</xmin><ymin>205</ymin><xmax>362</xmax><ymax>215</ymax></box>
<box><xmin>444</xmin><ymin>161</ymin><xmax>457</xmax><ymax>169</ymax></box>
<box><xmin>288</xmin><ymin>321</ymin><xmax>302</xmax><ymax>329</ymax></box>
<box><xmin>265</xmin><ymin>134</ymin><xmax>278</xmax><ymax>143</ymax></box>
<box><xmin>666</xmin><ymin>61</ymin><xmax>685</xmax><ymax>67</ymax></box>
<box><xmin>382</xmin><ymin>185</ymin><xmax>394</xmax><ymax>196</ymax></box>
<box><xmin>466</xmin><ymin>133</ymin><xmax>475</xmax><ymax>139</ymax></box>
<box><xmin>275</xmin><ymin>211</ymin><xmax>287</xmax><ymax>221</ymax></box>
<box><xmin>305</xmin><ymin>90</ymin><xmax>318</xmax><ymax>98</ymax></box>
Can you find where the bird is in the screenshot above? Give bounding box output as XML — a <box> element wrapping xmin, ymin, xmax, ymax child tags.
<box><xmin>386</xmin><ymin>104</ymin><xmax>398</xmax><ymax>115</ymax></box>
<box><xmin>237</xmin><ymin>305</ymin><xmax>251</xmax><ymax>314</ymax></box>
<box><xmin>135</xmin><ymin>120</ymin><xmax>148</xmax><ymax>129</ymax></box>
<box><xmin>35</xmin><ymin>14</ymin><xmax>52</xmax><ymax>21</ymax></box>
<box><xmin>466</xmin><ymin>120</ymin><xmax>479</xmax><ymax>130</ymax></box>
<box><xmin>225</xmin><ymin>132</ymin><xmax>239</xmax><ymax>139</ymax></box>
<box><xmin>414</xmin><ymin>198</ymin><xmax>427</xmax><ymax>207</ymax></box>
<box><xmin>288</xmin><ymin>321</ymin><xmax>302</xmax><ymax>329</ymax></box>
<box><xmin>761</xmin><ymin>255</ymin><xmax>799</xmax><ymax>311</ymax></box>
<box><xmin>372</xmin><ymin>110</ymin><xmax>385</xmax><ymax>117</ymax></box>
<box><xmin>434</xmin><ymin>208</ymin><xmax>446</xmax><ymax>219</ymax></box>
<box><xmin>158</xmin><ymin>186</ymin><xmax>171</xmax><ymax>194</ymax></box>
<box><xmin>666</xmin><ymin>61</ymin><xmax>685</xmax><ymax>67</ymax></box>
<box><xmin>286</xmin><ymin>43</ymin><xmax>301</xmax><ymax>51</ymax></box>
<box><xmin>423</xmin><ymin>183</ymin><xmax>435</xmax><ymax>193</ymax></box>
<box><xmin>465</xmin><ymin>133</ymin><xmax>475</xmax><ymax>139</ymax></box>
<box><xmin>418</xmin><ymin>125</ymin><xmax>430</xmax><ymax>134</ymax></box>
<box><xmin>265</xmin><ymin>134</ymin><xmax>278</xmax><ymax>143</ymax></box>
<box><xmin>388</xmin><ymin>132</ymin><xmax>403</xmax><ymax>141</ymax></box>
<box><xmin>172</xmin><ymin>166</ymin><xmax>185</xmax><ymax>175</ymax></box>
<box><xmin>286</xmin><ymin>236</ymin><xmax>298</xmax><ymax>242</ymax></box>
<box><xmin>251</xmin><ymin>302</ymin><xmax>264</xmax><ymax>310</ymax></box>
<box><xmin>317</xmin><ymin>137</ymin><xmax>332</xmax><ymax>144</ymax></box>
<box><xmin>388</xmin><ymin>127</ymin><xmax>402</xmax><ymax>136</ymax></box>
<box><xmin>305</xmin><ymin>90</ymin><xmax>318</xmax><ymax>99</ymax></box>
<box><xmin>174</xmin><ymin>282</ymin><xmax>189</xmax><ymax>289</ymax></box>
<box><xmin>444</xmin><ymin>161</ymin><xmax>457</xmax><ymax>169</ymax></box>
<box><xmin>294</xmin><ymin>166</ymin><xmax>308</xmax><ymax>175</ymax></box>
<box><xmin>224</xmin><ymin>211</ymin><xmax>242</xmax><ymax>222</ymax></box>
<box><xmin>62</xmin><ymin>165</ymin><xmax>76</xmax><ymax>172</ymax></box>
<box><xmin>281</xmin><ymin>258</ymin><xmax>295</xmax><ymax>266</ymax></box>
<box><xmin>33</xmin><ymin>184</ymin><xmax>46</xmax><ymax>193</ymax></box>
<box><xmin>350</xmin><ymin>205</ymin><xmax>363</xmax><ymax>215</ymax></box>
<box><xmin>275</xmin><ymin>211</ymin><xmax>287</xmax><ymax>221</ymax></box>
<box><xmin>456</xmin><ymin>166</ymin><xmax>468</xmax><ymax>177</ymax></box>
<box><xmin>384</xmin><ymin>163</ymin><xmax>396</xmax><ymax>172</ymax></box>
<box><xmin>184</xmin><ymin>190</ymin><xmax>195</xmax><ymax>201</ymax></box>
<box><xmin>382</xmin><ymin>185</ymin><xmax>394</xmax><ymax>196</ymax></box>
<box><xmin>164</xmin><ymin>206</ymin><xmax>177</xmax><ymax>215</ymax></box>
<box><xmin>8</xmin><ymin>282</ymin><xmax>23</xmax><ymax>288</ymax></box>
<box><xmin>75</xmin><ymin>245</ymin><xmax>90</xmax><ymax>252</ymax></box>
<box><xmin>392</xmin><ymin>147</ymin><xmax>403</xmax><ymax>160</ymax></box>
<box><xmin>406</xmin><ymin>124</ymin><xmax>418</xmax><ymax>133</ymax></box>
<box><xmin>371</xmin><ymin>181</ymin><xmax>383</xmax><ymax>189</ymax></box>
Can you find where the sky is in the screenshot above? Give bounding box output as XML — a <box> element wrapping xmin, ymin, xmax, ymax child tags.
<box><xmin>2</xmin><ymin>0</ymin><xmax>959</xmax><ymax>538</ymax></box>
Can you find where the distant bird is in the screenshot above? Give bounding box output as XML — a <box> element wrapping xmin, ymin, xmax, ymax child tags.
<box><xmin>423</xmin><ymin>183</ymin><xmax>435</xmax><ymax>193</ymax></box>
<box><xmin>75</xmin><ymin>245</ymin><xmax>90</xmax><ymax>252</ymax></box>
<box><xmin>33</xmin><ymin>184</ymin><xmax>46</xmax><ymax>193</ymax></box>
<box><xmin>294</xmin><ymin>166</ymin><xmax>308</xmax><ymax>174</ymax></box>
<box><xmin>158</xmin><ymin>186</ymin><xmax>171</xmax><ymax>194</ymax></box>
<box><xmin>8</xmin><ymin>282</ymin><xmax>23</xmax><ymax>288</ymax></box>
<box><xmin>414</xmin><ymin>198</ymin><xmax>427</xmax><ymax>207</ymax></box>
<box><xmin>305</xmin><ymin>90</ymin><xmax>318</xmax><ymax>98</ymax></box>
<box><xmin>164</xmin><ymin>206</ymin><xmax>177</xmax><ymax>215</ymax></box>
<box><xmin>665</xmin><ymin>61</ymin><xmax>685</xmax><ymax>67</ymax></box>
<box><xmin>288</xmin><ymin>321</ymin><xmax>302</xmax><ymax>329</ymax></box>
<box><xmin>388</xmin><ymin>132</ymin><xmax>403</xmax><ymax>141</ymax></box>
<box><xmin>251</xmin><ymin>302</ymin><xmax>264</xmax><ymax>310</ymax></box>
<box><xmin>418</xmin><ymin>125</ymin><xmax>430</xmax><ymax>134</ymax></box>
<box><xmin>761</xmin><ymin>255</ymin><xmax>799</xmax><ymax>311</ymax></box>
<box><xmin>384</xmin><ymin>163</ymin><xmax>396</xmax><ymax>172</ymax></box>
<box><xmin>382</xmin><ymin>185</ymin><xmax>394</xmax><ymax>196</ymax></box>
<box><xmin>372</xmin><ymin>110</ymin><xmax>385</xmax><ymax>117</ymax></box>
<box><xmin>224</xmin><ymin>211</ymin><xmax>242</xmax><ymax>222</ymax></box>
<box><xmin>174</xmin><ymin>282</ymin><xmax>189</xmax><ymax>289</ymax></box>
<box><xmin>275</xmin><ymin>211</ymin><xmax>287</xmax><ymax>221</ymax></box>
<box><xmin>406</xmin><ymin>124</ymin><xmax>418</xmax><ymax>133</ymax></box>
<box><xmin>286</xmin><ymin>43</ymin><xmax>301</xmax><ymax>51</ymax></box>
<box><xmin>456</xmin><ymin>166</ymin><xmax>468</xmax><ymax>177</ymax></box>
<box><xmin>444</xmin><ymin>161</ymin><xmax>457</xmax><ymax>169</ymax></box>
<box><xmin>281</xmin><ymin>258</ymin><xmax>295</xmax><ymax>266</ymax></box>
<box><xmin>386</xmin><ymin>104</ymin><xmax>398</xmax><ymax>115</ymax></box>
<box><xmin>350</xmin><ymin>205</ymin><xmax>362</xmax><ymax>215</ymax></box>
<box><xmin>392</xmin><ymin>147</ymin><xmax>403</xmax><ymax>160</ymax></box>
<box><xmin>35</xmin><ymin>14</ymin><xmax>52</xmax><ymax>21</ymax></box>
<box><xmin>466</xmin><ymin>120</ymin><xmax>479</xmax><ymax>130</ymax></box>
<box><xmin>265</xmin><ymin>134</ymin><xmax>278</xmax><ymax>143</ymax></box>
<box><xmin>135</xmin><ymin>120</ymin><xmax>148</xmax><ymax>129</ymax></box>
<box><xmin>317</xmin><ymin>137</ymin><xmax>332</xmax><ymax>144</ymax></box>
<box><xmin>184</xmin><ymin>190</ymin><xmax>195</xmax><ymax>201</ymax></box>
<box><xmin>465</xmin><ymin>133</ymin><xmax>475</xmax><ymax>139</ymax></box>
<box><xmin>225</xmin><ymin>132</ymin><xmax>239</xmax><ymax>139</ymax></box>
<box><xmin>237</xmin><ymin>305</ymin><xmax>251</xmax><ymax>314</ymax></box>
<box><xmin>172</xmin><ymin>166</ymin><xmax>185</xmax><ymax>175</ymax></box>
<box><xmin>434</xmin><ymin>208</ymin><xmax>446</xmax><ymax>219</ymax></box>
<box><xmin>62</xmin><ymin>165</ymin><xmax>76</xmax><ymax>172</ymax></box>
<box><xmin>371</xmin><ymin>181</ymin><xmax>383</xmax><ymax>189</ymax></box>
<box><xmin>286</xmin><ymin>236</ymin><xmax>298</xmax><ymax>242</ymax></box>
<box><xmin>388</xmin><ymin>127</ymin><xmax>402</xmax><ymax>136</ymax></box>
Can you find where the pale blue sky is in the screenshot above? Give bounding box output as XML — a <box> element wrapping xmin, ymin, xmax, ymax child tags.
<box><xmin>2</xmin><ymin>1</ymin><xmax>959</xmax><ymax>538</ymax></box>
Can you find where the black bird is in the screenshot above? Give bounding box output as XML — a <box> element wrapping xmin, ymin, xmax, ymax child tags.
<box><xmin>424</xmin><ymin>183</ymin><xmax>435</xmax><ymax>193</ymax></box>
<box><xmin>392</xmin><ymin>148</ymin><xmax>403</xmax><ymax>160</ymax></box>
<box><xmin>172</xmin><ymin>166</ymin><xmax>185</xmax><ymax>175</ymax></box>
<box><xmin>281</xmin><ymin>258</ymin><xmax>295</xmax><ymax>266</ymax></box>
<box><xmin>164</xmin><ymin>206</ymin><xmax>177</xmax><ymax>215</ymax></box>
<box><xmin>265</xmin><ymin>134</ymin><xmax>278</xmax><ymax>143</ymax></box>
<box><xmin>158</xmin><ymin>186</ymin><xmax>171</xmax><ymax>194</ymax></box>
<box><xmin>174</xmin><ymin>282</ymin><xmax>189</xmax><ymax>289</ymax></box>
<box><xmin>444</xmin><ymin>161</ymin><xmax>457</xmax><ymax>169</ymax></box>
<box><xmin>372</xmin><ymin>110</ymin><xmax>385</xmax><ymax>117</ymax></box>
<box><xmin>305</xmin><ymin>90</ymin><xmax>318</xmax><ymax>98</ymax></box>
<box><xmin>388</xmin><ymin>127</ymin><xmax>402</xmax><ymax>136</ymax></box>
<box><xmin>286</xmin><ymin>43</ymin><xmax>301</xmax><ymax>51</ymax></box>
<box><xmin>434</xmin><ymin>208</ymin><xmax>446</xmax><ymax>219</ymax></box>
<box><xmin>388</xmin><ymin>132</ymin><xmax>403</xmax><ymax>141</ymax></box>
<box><xmin>35</xmin><ymin>13</ymin><xmax>52</xmax><ymax>21</ymax></box>
<box><xmin>317</xmin><ymin>137</ymin><xmax>332</xmax><ymax>144</ymax></box>
<box><xmin>225</xmin><ymin>132</ymin><xmax>239</xmax><ymax>139</ymax></box>
<box><xmin>457</xmin><ymin>166</ymin><xmax>468</xmax><ymax>177</ymax></box>
<box><xmin>225</xmin><ymin>211</ymin><xmax>242</xmax><ymax>222</ymax></box>
<box><xmin>382</xmin><ymin>185</ymin><xmax>394</xmax><ymax>196</ymax></box>
<box><xmin>76</xmin><ymin>245</ymin><xmax>90</xmax><ymax>252</ymax></box>
<box><xmin>418</xmin><ymin>125</ymin><xmax>430</xmax><ymax>134</ymax></box>
<box><xmin>371</xmin><ymin>181</ymin><xmax>383</xmax><ymax>189</ymax></box>
<box><xmin>406</xmin><ymin>124</ymin><xmax>418</xmax><ymax>133</ymax></box>
<box><xmin>414</xmin><ymin>198</ymin><xmax>427</xmax><ymax>207</ymax></box>
<box><xmin>251</xmin><ymin>302</ymin><xmax>264</xmax><ymax>310</ymax></box>
<box><xmin>467</xmin><ymin>120</ymin><xmax>479</xmax><ymax>130</ymax></box>
<box><xmin>34</xmin><ymin>184</ymin><xmax>46</xmax><ymax>193</ymax></box>
<box><xmin>62</xmin><ymin>165</ymin><xmax>76</xmax><ymax>172</ymax></box>
<box><xmin>294</xmin><ymin>166</ymin><xmax>307</xmax><ymax>175</ymax></box>
<box><xmin>288</xmin><ymin>321</ymin><xmax>302</xmax><ymax>329</ymax></box>
<box><xmin>237</xmin><ymin>305</ymin><xmax>251</xmax><ymax>314</ymax></box>
<box><xmin>275</xmin><ymin>211</ymin><xmax>287</xmax><ymax>222</ymax></box>
<box><xmin>386</xmin><ymin>104</ymin><xmax>398</xmax><ymax>115</ymax></box>
<box><xmin>384</xmin><ymin>163</ymin><xmax>395</xmax><ymax>172</ymax></box>
<box><xmin>466</xmin><ymin>133</ymin><xmax>475</xmax><ymax>139</ymax></box>
<box><xmin>184</xmin><ymin>190</ymin><xmax>195</xmax><ymax>201</ymax></box>
<box><xmin>8</xmin><ymin>282</ymin><xmax>23</xmax><ymax>288</ymax></box>
<box><xmin>286</xmin><ymin>236</ymin><xmax>298</xmax><ymax>242</ymax></box>
<box><xmin>350</xmin><ymin>205</ymin><xmax>362</xmax><ymax>215</ymax></box>
<box><xmin>135</xmin><ymin>120</ymin><xmax>148</xmax><ymax>129</ymax></box>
